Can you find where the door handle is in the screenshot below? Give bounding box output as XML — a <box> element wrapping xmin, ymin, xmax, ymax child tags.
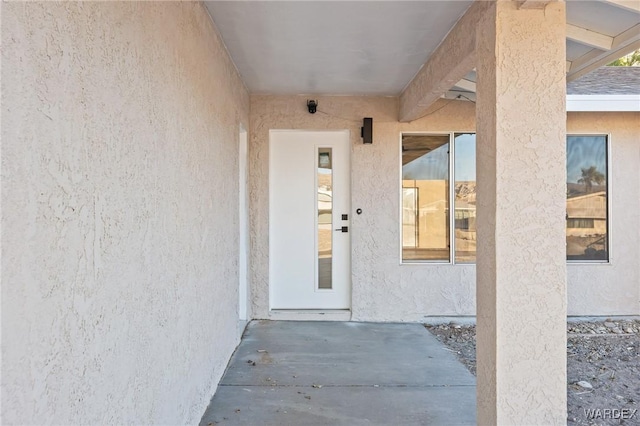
<box><xmin>334</xmin><ymin>226</ymin><xmax>348</xmax><ymax>233</ymax></box>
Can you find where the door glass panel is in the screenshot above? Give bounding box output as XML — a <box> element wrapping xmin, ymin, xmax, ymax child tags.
<box><xmin>454</xmin><ymin>133</ymin><xmax>476</xmax><ymax>263</ymax></box>
<box><xmin>402</xmin><ymin>134</ymin><xmax>450</xmax><ymax>262</ymax></box>
<box><xmin>318</xmin><ymin>148</ymin><xmax>333</xmax><ymax>289</ymax></box>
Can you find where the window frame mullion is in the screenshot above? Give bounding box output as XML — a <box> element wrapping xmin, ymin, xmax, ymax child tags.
<box><xmin>448</xmin><ymin>132</ymin><xmax>455</xmax><ymax>265</ymax></box>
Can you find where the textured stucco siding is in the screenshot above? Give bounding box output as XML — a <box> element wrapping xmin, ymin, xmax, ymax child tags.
<box><xmin>250</xmin><ymin>96</ymin><xmax>639</xmax><ymax>320</ymax></box>
<box><xmin>1</xmin><ymin>2</ymin><xmax>249</xmax><ymax>424</ymax></box>
<box><xmin>567</xmin><ymin>112</ymin><xmax>640</xmax><ymax>316</ymax></box>
<box><xmin>250</xmin><ymin>95</ymin><xmax>477</xmax><ymax>322</ymax></box>
<box><xmin>474</xmin><ymin>3</ymin><xmax>568</xmax><ymax>423</ymax></box>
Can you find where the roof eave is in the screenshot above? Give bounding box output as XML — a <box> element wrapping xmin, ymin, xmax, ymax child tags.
<box><xmin>566</xmin><ymin>94</ymin><xmax>640</xmax><ymax>112</ymax></box>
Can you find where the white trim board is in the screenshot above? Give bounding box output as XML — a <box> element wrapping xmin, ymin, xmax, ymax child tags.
<box><xmin>567</xmin><ymin>95</ymin><xmax>640</xmax><ymax>112</ymax></box>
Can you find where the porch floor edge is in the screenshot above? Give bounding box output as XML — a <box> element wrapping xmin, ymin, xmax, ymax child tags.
<box><xmin>268</xmin><ymin>309</ymin><xmax>352</xmax><ymax>321</ymax></box>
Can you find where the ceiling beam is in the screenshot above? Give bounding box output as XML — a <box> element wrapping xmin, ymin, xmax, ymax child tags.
<box><xmin>399</xmin><ymin>1</ymin><xmax>491</xmax><ymax>122</ymax></box>
<box><xmin>599</xmin><ymin>0</ymin><xmax>640</xmax><ymax>13</ymax></box>
<box><xmin>454</xmin><ymin>78</ymin><xmax>477</xmax><ymax>92</ymax></box>
<box><xmin>566</xmin><ymin>23</ymin><xmax>613</xmax><ymax>50</ymax></box>
<box><xmin>567</xmin><ymin>23</ymin><xmax>640</xmax><ymax>82</ymax></box>
<box><xmin>401</xmin><ymin>0</ymin><xmax>637</xmax><ymax>106</ymax></box>
<box><xmin>518</xmin><ymin>1</ymin><xmax>553</xmax><ymax>10</ymax></box>
<box><xmin>443</xmin><ymin>90</ymin><xmax>477</xmax><ymax>102</ymax></box>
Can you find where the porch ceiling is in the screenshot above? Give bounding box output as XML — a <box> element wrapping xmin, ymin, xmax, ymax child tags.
<box><xmin>205</xmin><ymin>1</ymin><xmax>473</xmax><ymax>96</ymax></box>
<box><xmin>204</xmin><ymin>1</ymin><xmax>640</xmax><ymax>97</ymax></box>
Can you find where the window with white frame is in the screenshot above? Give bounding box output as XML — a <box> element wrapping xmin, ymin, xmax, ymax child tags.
<box><xmin>401</xmin><ymin>133</ymin><xmax>476</xmax><ymax>263</ymax></box>
<box><xmin>400</xmin><ymin>133</ymin><xmax>609</xmax><ymax>264</ymax></box>
<box><xmin>566</xmin><ymin>135</ymin><xmax>609</xmax><ymax>262</ymax></box>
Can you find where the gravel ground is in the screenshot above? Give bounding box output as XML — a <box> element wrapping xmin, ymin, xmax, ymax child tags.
<box><xmin>426</xmin><ymin>319</ymin><xmax>640</xmax><ymax>425</ymax></box>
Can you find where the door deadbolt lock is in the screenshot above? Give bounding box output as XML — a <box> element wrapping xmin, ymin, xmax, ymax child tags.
<box><xmin>334</xmin><ymin>226</ymin><xmax>348</xmax><ymax>233</ymax></box>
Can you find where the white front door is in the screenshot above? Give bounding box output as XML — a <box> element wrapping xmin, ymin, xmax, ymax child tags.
<box><xmin>269</xmin><ymin>130</ymin><xmax>351</xmax><ymax>310</ymax></box>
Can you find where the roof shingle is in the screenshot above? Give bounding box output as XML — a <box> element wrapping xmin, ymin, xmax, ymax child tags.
<box><xmin>567</xmin><ymin>67</ymin><xmax>640</xmax><ymax>95</ymax></box>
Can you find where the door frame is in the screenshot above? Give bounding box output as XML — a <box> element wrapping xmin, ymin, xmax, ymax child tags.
<box><xmin>268</xmin><ymin>129</ymin><xmax>352</xmax><ymax>311</ymax></box>
<box><xmin>238</xmin><ymin>124</ymin><xmax>249</xmax><ymax>320</ymax></box>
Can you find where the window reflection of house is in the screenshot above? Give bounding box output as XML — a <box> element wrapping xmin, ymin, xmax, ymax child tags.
<box><xmin>566</xmin><ymin>191</ymin><xmax>607</xmax><ymax>260</ymax></box>
<box><xmin>402</xmin><ymin>187</ymin><xmax>418</xmax><ymax>247</ymax></box>
<box><xmin>566</xmin><ymin>191</ymin><xmax>606</xmax><ymax>234</ymax></box>
<box><xmin>454</xmin><ymin>201</ymin><xmax>476</xmax><ymax>232</ymax></box>
<box><xmin>401</xmin><ymin>133</ymin><xmax>477</xmax><ymax>263</ymax></box>
<box><xmin>402</xmin><ymin>179</ymin><xmax>449</xmax><ymax>260</ymax></box>
<box><xmin>566</xmin><ymin>135</ymin><xmax>609</xmax><ymax>261</ymax></box>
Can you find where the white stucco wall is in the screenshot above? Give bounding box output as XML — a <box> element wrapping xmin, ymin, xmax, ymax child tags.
<box><xmin>250</xmin><ymin>96</ymin><xmax>477</xmax><ymax>322</ymax></box>
<box><xmin>2</xmin><ymin>2</ymin><xmax>249</xmax><ymax>424</ymax></box>
<box><xmin>567</xmin><ymin>112</ymin><xmax>640</xmax><ymax>316</ymax></box>
<box><xmin>250</xmin><ymin>96</ymin><xmax>639</xmax><ymax>321</ymax></box>
<box><xmin>474</xmin><ymin>3</ymin><xmax>568</xmax><ymax>423</ymax></box>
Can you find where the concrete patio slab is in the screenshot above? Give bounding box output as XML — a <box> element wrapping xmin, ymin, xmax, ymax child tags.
<box><xmin>200</xmin><ymin>321</ymin><xmax>476</xmax><ymax>425</ymax></box>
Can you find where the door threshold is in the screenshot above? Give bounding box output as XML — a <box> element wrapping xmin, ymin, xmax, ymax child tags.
<box><xmin>269</xmin><ymin>309</ymin><xmax>352</xmax><ymax>321</ymax></box>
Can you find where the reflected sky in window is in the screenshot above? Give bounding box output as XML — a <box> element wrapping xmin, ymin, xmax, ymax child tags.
<box><xmin>454</xmin><ymin>134</ymin><xmax>475</xmax><ymax>181</ymax></box>
<box><xmin>402</xmin><ymin>142</ymin><xmax>448</xmax><ymax>180</ymax></box>
<box><xmin>567</xmin><ymin>136</ymin><xmax>607</xmax><ymax>185</ymax></box>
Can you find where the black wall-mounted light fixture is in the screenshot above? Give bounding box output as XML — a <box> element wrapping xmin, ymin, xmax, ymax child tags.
<box><xmin>307</xmin><ymin>100</ymin><xmax>317</xmax><ymax>114</ymax></box>
<box><xmin>361</xmin><ymin>117</ymin><xmax>373</xmax><ymax>144</ymax></box>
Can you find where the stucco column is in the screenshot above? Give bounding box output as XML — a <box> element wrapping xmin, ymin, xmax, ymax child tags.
<box><xmin>475</xmin><ymin>1</ymin><xmax>567</xmax><ymax>424</ymax></box>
